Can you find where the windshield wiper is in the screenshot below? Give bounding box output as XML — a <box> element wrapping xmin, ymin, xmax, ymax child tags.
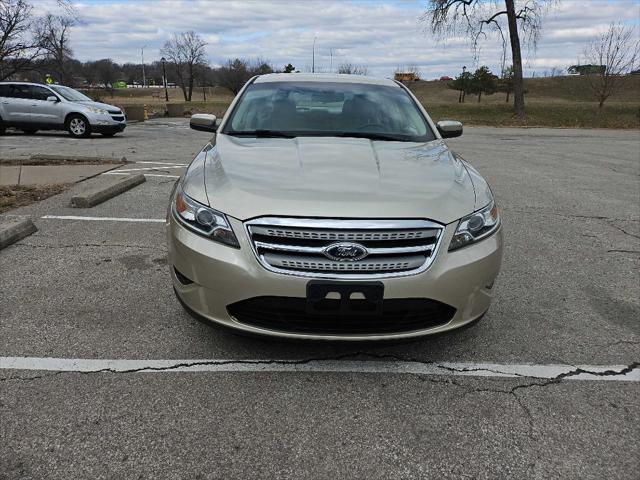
<box><xmin>335</xmin><ymin>132</ymin><xmax>409</xmax><ymax>142</ymax></box>
<box><xmin>228</xmin><ymin>129</ymin><xmax>295</xmax><ymax>138</ymax></box>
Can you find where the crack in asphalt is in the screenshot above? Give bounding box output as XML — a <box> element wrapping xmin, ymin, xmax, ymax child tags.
<box><xmin>506</xmin><ymin>209</ymin><xmax>638</xmax><ymax>223</ymax></box>
<box><xmin>13</xmin><ymin>242</ymin><xmax>164</xmax><ymax>250</ymax></box>
<box><xmin>606</xmin><ymin>223</ymin><xmax>640</xmax><ymax>240</ymax></box>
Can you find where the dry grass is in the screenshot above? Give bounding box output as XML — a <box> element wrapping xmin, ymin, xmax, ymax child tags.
<box><xmin>0</xmin><ymin>184</ymin><xmax>71</xmax><ymax>213</ymax></box>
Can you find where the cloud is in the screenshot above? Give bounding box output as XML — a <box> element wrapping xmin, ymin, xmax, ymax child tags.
<box><xmin>52</xmin><ymin>0</ymin><xmax>639</xmax><ymax>78</ymax></box>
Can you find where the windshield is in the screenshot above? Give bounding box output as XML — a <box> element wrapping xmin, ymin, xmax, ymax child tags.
<box><xmin>222</xmin><ymin>81</ymin><xmax>435</xmax><ymax>142</ymax></box>
<box><xmin>49</xmin><ymin>85</ymin><xmax>92</xmax><ymax>102</ymax></box>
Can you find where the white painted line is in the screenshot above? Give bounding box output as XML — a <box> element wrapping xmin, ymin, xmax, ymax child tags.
<box><xmin>112</xmin><ymin>166</ymin><xmax>186</xmax><ymax>172</ymax></box>
<box><xmin>41</xmin><ymin>215</ymin><xmax>164</xmax><ymax>223</ymax></box>
<box><xmin>134</xmin><ymin>161</ymin><xmax>188</xmax><ymax>166</ymax></box>
<box><xmin>104</xmin><ymin>172</ymin><xmax>180</xmax><ymax>178</ymax></box>
<box><xmin>0</xmin><ymin>357</ymin><xmax>637</xmax><ymax>382</ymax></box>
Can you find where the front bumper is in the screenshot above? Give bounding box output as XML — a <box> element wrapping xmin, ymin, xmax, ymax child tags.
<box><xmin>167</xmin><ymin>215</ymin><xmax>503</xmax><ymax>341</ymax></box>
<box><xmin>92</xmin><ymin>123</ymin><xmax>126</xmax><ymax>134</ymax></box>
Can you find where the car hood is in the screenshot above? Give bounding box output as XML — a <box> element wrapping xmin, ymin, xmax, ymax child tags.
<box><xmin>201</xmin><ymin>134</ymin><xmax>476</xmax><ymax>224</ymax></box>
<box><xmin>75</xmin><ymin>100</ymin><xmax>120</xmax><ymax>111</ymax></box>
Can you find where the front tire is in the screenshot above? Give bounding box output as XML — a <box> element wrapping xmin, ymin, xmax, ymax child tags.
<box><xmin>66</xmin><ymin>114</ymin><xmax>91</xmax><ymax>138</ymax></box>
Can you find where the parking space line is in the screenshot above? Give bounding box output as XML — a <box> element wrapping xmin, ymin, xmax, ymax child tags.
<box><xmin>111</xmin><ymin>166</ymin><xmax>186</xmax><ymax>172</ymax></box>
<box><xmin>103</xmin><ymin>172</ymin><xmax>180</xmax><ymax>178</ymax></box>
<box><xmin>133</xmin><ymin>161</ymin><xmax>189</xmax><ymax>166</ymax></box>
<box><xmin>1</xmin><ymin>357</ymin><xmax>637</xmax><ymax>381</ymax></box>
<box><xmin>41</xmin><ymin>215</ymin><xmax>165</xmax><ymax>223</ymax></box>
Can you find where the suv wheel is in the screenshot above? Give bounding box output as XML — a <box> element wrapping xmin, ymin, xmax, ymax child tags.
<box><xmin>66</xmin><ymin>114</ymin><xmax>91</xmax><ymax>138</ymax></box>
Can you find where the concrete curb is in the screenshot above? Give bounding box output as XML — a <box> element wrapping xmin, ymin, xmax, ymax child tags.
<box><xmin>29</xmin><ymin>154</ymin><xmax>129</xmax><ymax>164</ymax></box>
<box><xmin>0</xmin><ymin>217</ymin><xmax>37</xmax><ymax>250</ymax></box>
<box><xmin>70</xmin><ymin>174</ymin><xmax>146</xmax><ymax>208</ymax></box>
<box><xmin>0</xmin><ymin>155</ymin><xmax>128</xmax><ymax>166</ymax></box>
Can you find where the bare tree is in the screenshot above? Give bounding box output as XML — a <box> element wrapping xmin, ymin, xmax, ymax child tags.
<box><xmin>216</xmin><ymin>58</ymin><xmax>274</xmax><ymax>94</ymax></box>
<box><xmin>160</xmin><ymin>31</ymin><xmax>207</xmax><ymax>101</ymax></box>
<box><xmin>35</xmin><ymin>13</ymin><xmax>75</xmax><ymax>84</ymax></box>
<box><xmin>0</xmin><ymin>0</ymin><xmax>40</xmax><ymax>80</ymax></box>
<box><xmin>423</xmin><ymin>0</ymin><xmax>554</xmax><ymax>119</ymax></box>
<box><xmin>337</xmin><ymin>62</ymin><xmax>369</xmax><ymax>75</ymax></box>
<box><xmin>583</xmin><ymin>23</ymin><xmax>639</xmax><ymax>109</ymax></box>
<box><xmin>216</xmin><ymin>58</ymin><xmax>249</xmax><ymax>95</ymax></box>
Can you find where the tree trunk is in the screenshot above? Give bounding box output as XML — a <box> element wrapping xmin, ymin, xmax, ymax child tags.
<box><xmin>505</xmin><ymin>0</ymin><xmax>525</xmax><ymax>119</ymax></box>
<box><xmin>506</xmin><ymin>91</ymin><xmax>510</xmax><ymax>102</ymax></box>
<box><xmin>478</xmin><ymin>91</ymin><xmax>482</xmax><ymax>103</ymax></box>
<box><xmin>598</xmin><ymin>97</ymin><xmax>605</xmax><ymax>109</ymax></box>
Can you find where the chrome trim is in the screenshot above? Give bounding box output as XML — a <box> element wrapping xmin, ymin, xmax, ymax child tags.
<box><xmin>254</xmin><ymin>241</ymin><xmax>434</xmax><ymax>255</ymax></box>
<box><xmin>247</xmin><ymin>216</ymin><xmax>443</xmax><ymax>230</ymax></box>
<box><xmin>245</xmin><ymin>217</ymin><xmax>445</xmax><ymax>280</ymax></box>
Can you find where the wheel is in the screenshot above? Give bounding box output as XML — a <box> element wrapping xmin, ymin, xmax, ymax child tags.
<box><xmin>0</xmin><ymin>118</ymin><xmax>5</xmax><ymax>136</ymax></box>
<box><xmin>100</xmin><ymin>132</ymin><xmax>117</xmax><ymax>137</ymax></box>
<box><xmin>22</xmin><ymin>129</ymin><xmax>38</xmax><ymax>134</ymax></box>
<box><xmin>66</xmin><ymin>114</ymin><xmax>91</xmax><ymax>138</ymax></box>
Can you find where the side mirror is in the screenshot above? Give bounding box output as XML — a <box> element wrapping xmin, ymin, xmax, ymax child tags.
<box><xmin>436</xmin><ymin>120</ymin><xmax>463</xmax><ymax>138</ymax></box>
<box><xmin>190</xmin><ymin>114</ymin><xmax>217</xmax><ymax>133</ymax></box>
<box><xmin>46</xmin><ymin>96</ymin><xmax>58</xmax><ymax>102</ymax></box>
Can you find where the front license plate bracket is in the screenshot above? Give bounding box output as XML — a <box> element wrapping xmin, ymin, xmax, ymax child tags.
<box><xmin>306</xmin><ymin>280</ymin><xmax>384</xmax><ymax>316</ymax></box>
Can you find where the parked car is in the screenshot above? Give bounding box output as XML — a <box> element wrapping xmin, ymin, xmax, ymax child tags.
<box><xmin>168</xmin><ymin>73</ymin><xmax>503</xmax><ymax>341</ymax></box>
<box><xmin>0</xmin><ymin>82</ymin><xmax>126</xmax><ymax>137</ymax></box>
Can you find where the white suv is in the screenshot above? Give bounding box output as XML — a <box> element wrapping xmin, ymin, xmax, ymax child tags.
<box><xmin>0</xmin><ymin>82</ymin><xmax>126</xmax><ymax>138</ymax></box>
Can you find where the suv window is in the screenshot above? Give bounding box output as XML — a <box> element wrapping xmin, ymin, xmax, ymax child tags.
<box><xmin>28</xmin><ymin>86</ymin><xmax>53</xmax><ymax>101</ymax></box>
<box><xmin>0</xmin><ymin>84</ymin><xmax>11</xmax><ymax>97</ymax></box>
<box><xmin>3</xmin><ymin>84</ymin><xmax>31</xmax><ymax>99</ymax></box>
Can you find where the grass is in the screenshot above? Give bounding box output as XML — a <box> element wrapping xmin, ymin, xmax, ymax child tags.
<box><xmin>0</xmin><ymin>184</ymin><xmax>71</xmax><ymax>213</ymax></box>
<box><xmin>424</xmin><ymin>102</ymin><xmax>640</xmax><ymax>129</ymax></box>
<box><xmin>88</xmin><ymin>76</ymin><xmax>640</xmax><ymax>129</ymax></box>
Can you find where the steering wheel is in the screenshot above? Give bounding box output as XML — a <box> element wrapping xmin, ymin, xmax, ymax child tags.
<box><xmin>357</xmin><ymin>122</ymin><xmax>385</xmax><ymax>131</ymax></box>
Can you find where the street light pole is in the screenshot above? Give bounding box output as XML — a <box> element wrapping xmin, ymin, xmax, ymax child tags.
<box><xmin>141</xmin><ymin>45</ymin><xmax>147</xmax><ymax>88</ymax></box>
<box><xmin>161</xmin><ymin>57</ymin><xmax>169</xmax><ymax>102</ymax></box>
<box><xmin>459</xmin><ymin>65</ymin><xmax>467</xmax><ymax>103</ymax></box>
<box><xmin>312</xmin><ymin>36</ymin><xmax>317</xmax><ymax>73</ymax></box>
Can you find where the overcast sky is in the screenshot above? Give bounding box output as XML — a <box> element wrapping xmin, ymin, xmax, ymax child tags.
<box><xmin>47</xmin><ymin>0</ymin><xmax>640</xmax><ymax>78</ymax></box>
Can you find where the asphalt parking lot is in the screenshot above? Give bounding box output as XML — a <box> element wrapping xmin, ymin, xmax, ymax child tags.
<box><xmin>1</xmin><ymin>119</ymin><xmax>638</xmax><ymax>479</ymax></box>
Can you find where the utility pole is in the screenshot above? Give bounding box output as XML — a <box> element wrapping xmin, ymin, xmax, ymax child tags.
<box><xmin>141</xmin><ymin>45</ymin><xmax>147</xmax><ymax>88</ymax></box>
<box><xmin>330</xmin><ymin>48</ymin><xmax>333</xmax><ymax>73</ymax></box>
<box><xmin>312</xmin><ymin>36</ymin><xmax>317</xmax><ymax>73</ymax></box>
<box><xmin>161</xmin><ymin>57</ymin><xmax>169</xmax><ymax>102</ymax></box>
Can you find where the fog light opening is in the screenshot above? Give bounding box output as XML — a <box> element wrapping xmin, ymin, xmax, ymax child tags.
<box><xmin>174</xmin><ymin>267</ymin><xmax>194</xmax><ymax>285</ymax></box>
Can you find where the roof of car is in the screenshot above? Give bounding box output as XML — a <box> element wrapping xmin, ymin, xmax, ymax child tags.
<box><xmin>0</xmin><ymin>81</ymin><xmax>51</xmax><ymax>87</ymax></box>
<box><xmin>254</xmin><ymin>73</ymin><xmax>400</xmax><ymax>87</ymax></box>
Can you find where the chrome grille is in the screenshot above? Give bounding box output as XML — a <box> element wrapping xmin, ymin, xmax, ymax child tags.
<box><xmin>246</xmin><ymin>217</ymin><xmax>444</xmax><ymax>278</ymax></box>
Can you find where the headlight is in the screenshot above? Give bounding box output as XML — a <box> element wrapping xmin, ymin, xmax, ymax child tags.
<box><xmin>85</xmin><ymin>106</ymin><xmax>108</xmax><ymax>114</ymax></box>
<box><xmin>172</xmin><ymin>184</ymin><xmax>240</xmax><ymax>248</ymax></box>
<box><xmin>449</xmin><ymin>201</ymin><xmax>500</xmax><ymax>251</ymax></box>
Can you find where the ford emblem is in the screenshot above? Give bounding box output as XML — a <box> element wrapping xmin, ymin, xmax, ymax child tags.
<box><xmin>323</xmin><ymin>242</ymin><xmax>369</xmax><ymax>262</ymax></box>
